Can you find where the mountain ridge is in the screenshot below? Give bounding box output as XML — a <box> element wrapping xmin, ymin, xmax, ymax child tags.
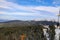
<box><xmin>0</xmin><ymin>20</ymin><xmax>58</xmax><ymax>25</ymax></box>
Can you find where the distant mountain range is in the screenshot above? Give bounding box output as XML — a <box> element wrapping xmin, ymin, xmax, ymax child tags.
<box><xmin>0</xmin><ymin>19</ymin><xmax>9</xmax><ymax>22</ymax></box>
<box><xmin>0</xmin><ymin>20</ymin><xmax>58</xmax><ymax>26</ymax></box>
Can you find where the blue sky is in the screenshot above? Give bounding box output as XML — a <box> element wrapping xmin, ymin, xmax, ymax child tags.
<box><xmin>0</xmin><ymin>0</ymin><xmax>60</xmax><ymax>21</ymax></box>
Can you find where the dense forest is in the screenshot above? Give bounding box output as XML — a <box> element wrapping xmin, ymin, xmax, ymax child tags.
<box><xmin>0</xmin><ymin>20</ymin><xmax>60</xmax><ymax>40</ymax></box>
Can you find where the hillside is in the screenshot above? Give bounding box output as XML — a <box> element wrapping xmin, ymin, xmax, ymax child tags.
<box><xmin>0</xmin><ymin>20</ymin><xmax>58</xmax><ymax>27</ymax></box>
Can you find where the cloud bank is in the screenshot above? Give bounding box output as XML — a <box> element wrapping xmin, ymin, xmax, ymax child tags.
<box><xmin>0</xmin><ymin>0</ymin><xmax>60</xmax><ymax>21</ymax></box>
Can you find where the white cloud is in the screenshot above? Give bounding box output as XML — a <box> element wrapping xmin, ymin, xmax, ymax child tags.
<box><xmin>0</xmin><ymin>11</ymin><xmax>4</xmax><ymax>14</ymax></box>
<box><xmin>0</xmin><ymin>15</ymin><xmax>19</xmax><ymax>20</ymax></box>
<box><xmin>0</xmin><ymin>11</ymin><xmax>42</xmax><ymax>16</ymax></box>
<box><xmin>0</xmin><ymin>0</ymin><xmax>34</xmax><ymax>11</ymax></box>
<box><xmin>34</xmin><ymin>6</ymin><xmax>59</xmax><ymax>15</ymax></box>
<box><xmin>0</xmin><ymin>0</ymin><xmax>59</xmax><ymax>14</ymax></box>
<box><xmin>0</xmin><ymin>0</ymin><xmax>60</xmax><ymax>21</ymax></box>
<box><xmin>0</xmin><ymin>0</ymin><xmax>5</xmax><ymax>2</ymax></box>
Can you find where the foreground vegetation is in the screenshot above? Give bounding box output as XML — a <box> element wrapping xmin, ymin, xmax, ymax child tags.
<box><xmin>0</xmin><ymin>24</ymin><xmax>57</xmax><ymax>40</ymax></box>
